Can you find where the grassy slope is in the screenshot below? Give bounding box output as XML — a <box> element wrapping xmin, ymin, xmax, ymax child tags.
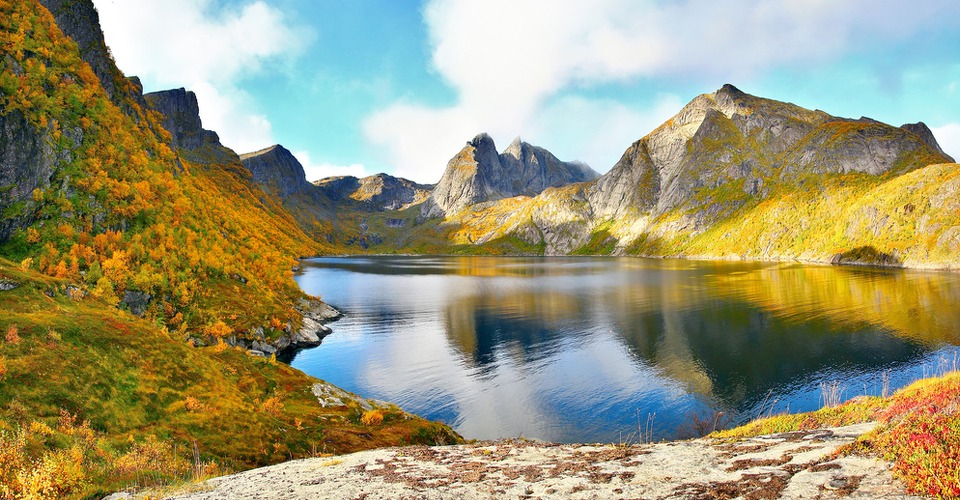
<box><xmin>665</xmin><ymin>163</ymin><xmax>960</xmax><ymax>268</ymax></box>
<box><xmin>713</xmin><ymin>371</ymin><xmax>960</xmax><ymax>497</ymax></box>
<box><xmin>0</xmin><ymin>0</ymin><xmax>329</xmax><ymax>339</ymax></box>
<box><xmin>0</xmin><ymin>2</ymin><xmax>459</xmax><ymax>498</ymax></box>
<box><xmin>0</xmin><ymin>257</ymin><xmax>458</xmax><ymax>498</ymax></box>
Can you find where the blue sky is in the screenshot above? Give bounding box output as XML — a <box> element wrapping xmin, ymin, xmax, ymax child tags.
<box><xmin>92</xmin><ymin>0</ymin><xmax>960</xmax><ymax>183</ymax></box>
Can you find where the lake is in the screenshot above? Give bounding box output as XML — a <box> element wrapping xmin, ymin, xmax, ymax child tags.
<box><xmin>289</xmin><ymin>256</ymin><xmax>960</xmax><ymax>443</ymax></box>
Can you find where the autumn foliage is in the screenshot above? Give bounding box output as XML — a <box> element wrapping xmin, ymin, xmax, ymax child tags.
<box><xmin>0</xmin><ymin>0</ymin><xmax>323</xmax><ymax>342</ymax></box>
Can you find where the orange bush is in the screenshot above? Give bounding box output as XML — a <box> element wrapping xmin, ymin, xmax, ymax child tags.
<box><xmin>5</xmin><ymin>324</ymin><xmax>20</xmax><ymax>345</ymax></box>
<box><xmin>261</xmin><ymin>396</ymin><xmax>284</xmax><ymax>418</ymax></box>
<box><xmin>361</xmin><ymin>410</ymin><xmax>384</xmax><ymax>426</ymax></box>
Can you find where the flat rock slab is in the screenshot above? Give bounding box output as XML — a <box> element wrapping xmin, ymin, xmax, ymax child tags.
<box><xmin>167</xmin><ymin>422</ymin><xmax>917</xmax><ymax>499</ymax></box>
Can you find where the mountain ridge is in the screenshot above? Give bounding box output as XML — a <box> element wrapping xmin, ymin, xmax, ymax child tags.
<box><xmin>420</xmin><ymin>133</ymin><xmax>599</xmax><ymax>218</ymax></box>
<box><xmin>341</xmin><ymin>84</ymin><xmax>958</xmax><ymax>265</ymax></box>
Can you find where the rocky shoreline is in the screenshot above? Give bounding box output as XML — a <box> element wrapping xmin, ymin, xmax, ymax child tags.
<box><xmin>220</xmin><ymin>297</ymin><xmax>342</xmax><ymax>358</ymax></box>
<box><xmin>165</xmin><ymin>422</ymin><xmax>914</xmax><ymax>499</ymax></box>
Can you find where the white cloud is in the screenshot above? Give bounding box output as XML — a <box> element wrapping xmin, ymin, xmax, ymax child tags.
<box><xmin>189</xmin><ymin>82</ymin><xmax>274</xmax><ymax>154</ymax></box>
<box><xmin>93</xmin><ymin>0</ymin><xmax>310</xmax><ymax>154</ymax></box>
<box><xmin>932</xmin><ymin>124</ymin><xmax>960</xmax><ymax>162</ymax></box>
<box><xmin>363</xmin><ymin>103</ymin><xmax>481</xmax><ymax>182</ymax></box>
<box><xmin>293</xmin><ymin>151</ymin><xmax>367</xmax><ymax>182</ymax></box>
<box><xmin>365</xmin><ymin>0</ymin><xmax>959</xmax><ymax>183</ymax></box>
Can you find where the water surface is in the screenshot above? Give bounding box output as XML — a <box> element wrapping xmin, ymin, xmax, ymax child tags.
<box><xmin>289</xmin><ymin>256</ymin><xmax>960</xmax><ymax>442</ymax></box>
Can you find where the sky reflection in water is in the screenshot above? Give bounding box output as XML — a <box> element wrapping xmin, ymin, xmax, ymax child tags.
<box><xmin>288</xmin><ymin>256</ymin><xmax>960</xmax><ymax>443</ymax></box>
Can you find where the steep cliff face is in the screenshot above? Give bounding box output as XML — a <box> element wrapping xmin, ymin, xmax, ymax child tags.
<box><xmin>901</xmin><ymin>122</ymin><xmax>954</xmax><ymax>160</ymax></box>
<box><xmin>38</xmin><ymin>0</ymin><xmax>119</xmax><ymax>99</ymax></box>
<box><xmin>421</xmin><ymin>134</ymin><xmax>598</xmax><ymax>218</ymax></box>
<box><xmin>240</xmin><ymin>144</ymin><xmax>313</xmax><ymax>198</ymax></box>
<box><xmin>0</xmin><ymin>111</ymin><xmax>81</xmax><ymax>241</ymax></box>
<box><xmin>144</xmin><ymin>88</ymin><xmax>225</xmax><ymax>154</ymax></box>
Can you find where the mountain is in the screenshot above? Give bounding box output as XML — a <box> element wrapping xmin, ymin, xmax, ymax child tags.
<box><xmin>420</xmin><ymin>134</ymin><xmax>599</xmax><ymax>218</ymax></box>
<box><xmin>237</xmin><ymin>145</ymin><xmax>432</xmax><ymax>250</ymax></box>
<box><xmin>414</xmin><ymin>85</ymin><xmax>958</xmax><ymax>264</ymax></box>
<box><xmin>0</xmin><ymin>2</ymin><xmax>458</xmax><ymax>496</ymax></box>
<box><xmin>588</xmin><ymin>83</ymin><xmax>951</xmax><ymax>221</ymax></box>
<box><xmin>241</xmin><ymin>144</ymin><xmax>316</xmax><ymax>198</ymax></box>
<box><xmin>145</xmin><ymin>88</ymin><xmax>227</xmax><ymax>156</ymax></box>
<box><xmin>314</xmin><ymin>173</ymin><xmax>432</xmax><ymax>211</ymax></box>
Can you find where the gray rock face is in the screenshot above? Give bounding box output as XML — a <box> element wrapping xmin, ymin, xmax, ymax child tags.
<box><xmin>143</xmin><ymin>88</ymin><xmax>223</xmax><ymax>153</ymax></box>
<box><xmin>122</xmin><ymin>289</ymin><xmax>152</xmax><ymax>317</ymax></box>
<box><xmin>0</xmin><ymin>110</ymin><xmax>81</xmax><ymax>243</ymax></box>
<box><xmin>422</xmin><ymin>134</ymin><xmax>599</xmax><ymax>218</ymax></box>
<box><xmin>0</xmin><ymin>279</ymin><xmax>19</xmax><ymax>291</ymax></box>
<box><xmin>240</xmin><ymin>144</ymin><xmax>312</xmax><ymax>198</ymax></box>
<box><xmin>0</xmin><ymin>110</ymin><xmax>54</xmax><ymax>242</ymax></box>
<box><xmin>273</xmin><ymin>298</ymin><xmax>342</xmax><ymax>352</ymax></box>
<box><xmin>901</xmin><ymin>122</ymin><xmax>954</xmax><ymax>162</ymax></box>
<box><xmin>39</xmin><ymin>0</ymin><xmax>118</xmax><ymax>99</ymax></box>
<box><xmin>587</xmin><ymin>84</ymin><xmax>954</xmax><ymax>225</ymax></box>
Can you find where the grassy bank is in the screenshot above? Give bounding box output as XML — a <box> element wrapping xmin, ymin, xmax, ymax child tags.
<box><xmin>713</xmin><ymin>371</ymin><xmax>960</xmax><ymax>497</ymax></box>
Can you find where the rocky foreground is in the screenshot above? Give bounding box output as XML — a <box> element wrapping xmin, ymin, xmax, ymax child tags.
<box><xmin>166</xmin><ymin>422</ymin><xmax>915</xmax><ymax>499</ymax></box>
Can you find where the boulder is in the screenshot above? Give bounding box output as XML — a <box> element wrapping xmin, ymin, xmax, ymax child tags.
<box><xmin>122</xmin><ymin>289</ymin><xmax>152</xmax><ymax>317</ymax></box>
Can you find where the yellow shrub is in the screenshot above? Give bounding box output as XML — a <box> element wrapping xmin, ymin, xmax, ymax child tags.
<box><xmin>261</xmin><ymin>396</ymin><xmax>284</xmax><ymax>417</ymax></box>
<box><xmin>17</xmin><ymin>446</ymin><xmax>87</xmax><ymax>499</ymax></box>
<box><xmin>113</xmin><ymin>435</ymin><xmax>190</xmax><ymax>487</ymax></box>
<box><xmin>361</xmin><ymin>409</ymin><xmax>384</xmax><ymax>426</ymax></box>
<box><xmin>205</xmin><ymin>320</ymin><xmax>232</xmax><ymax>339</ymax></box>
<box><xmin>184</xmin><ymin>396</ymin><xmax>205</xmax><ymax>412</ymax></box>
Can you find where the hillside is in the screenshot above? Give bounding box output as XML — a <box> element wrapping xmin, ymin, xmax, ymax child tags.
<box><xmin>0</xmin><ymin>258</ymin><xmax>457</xmax><ymax>498</ymax></box>
<box><xmin>400</xmin><ymin>85</ymin><xmax>959</xmax><ymax>267</ymax></box>
<box><xmin>0</xmin><ymin>1</ymin><xmax>459</xmax><ymax>497</ymax></box>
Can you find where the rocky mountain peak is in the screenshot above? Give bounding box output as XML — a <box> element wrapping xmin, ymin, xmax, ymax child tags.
<box><xmin>469</xmin><ymin>133</ymin><xmax>496</xmax><ymax>150</ymax></box>
<box><xmin>588</xmin><ymin>84</ymin><xmax>956</xmax><ymax>221</ymax></box>
<box><xmin>144</xmin><ymin>88</ymin><xmax>223</xmax><ymax>152</ymax></box>
<box><xmin>901</xmin><ymin>122</ymin><xmax>954</xmax><ymax>161</ymax></box>
<box><xmin>421</xmin><ymin>134</ymin><xmax>598</xmax><ymax>218</ymax></box>
<box><xmin>503</xmin><ymin>137</ymin><xmax>525</xmax><ymax>158</ymax></box>
<box><xmin>240</xmin><ymin>144</ymin><xmax>311</xmax><ymax>198</ymax></box>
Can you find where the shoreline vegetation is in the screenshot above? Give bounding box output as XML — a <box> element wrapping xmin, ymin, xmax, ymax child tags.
<box><xmin>299</xmin><ymin>250</ymin><xmax>959</xmax><ymax>273</ymax></box>
<box><xmin>0</xmin><ymin>256</ymin><xmax>462</xmax><ymax>500</ymax></box>
<box><xmin>166</xmin><ymin>369</ymin><xmax>960</xmax><ymax>499</ymax></box>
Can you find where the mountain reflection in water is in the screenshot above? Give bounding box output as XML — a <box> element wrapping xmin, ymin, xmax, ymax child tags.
<box><xmin>289</xmin><ymin>256</ymin><xmax>960</xmax><ymax>442</ymax></box>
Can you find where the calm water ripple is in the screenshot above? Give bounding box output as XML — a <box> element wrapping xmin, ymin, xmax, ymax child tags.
<box><xmin>288</xmin><ymin>256</ymin><xmax>960</xmax><ymax>443</ymax></box>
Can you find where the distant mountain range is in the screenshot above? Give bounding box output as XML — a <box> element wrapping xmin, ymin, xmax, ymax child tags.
<box><xmin>230</xmin><ymin>85</ymin><xmax>956</xmax><ymax>268</ymax></box>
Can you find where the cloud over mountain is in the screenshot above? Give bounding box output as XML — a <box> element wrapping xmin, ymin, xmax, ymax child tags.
<box><xmin>93</xmin><ymin>0</ymin><xmax>312</xmax><ymax>154</ymax></box>
<box><xmin>364</xmin><ymin>0</ymin><xmax>960</xmax><ymax>183</ymax></box>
